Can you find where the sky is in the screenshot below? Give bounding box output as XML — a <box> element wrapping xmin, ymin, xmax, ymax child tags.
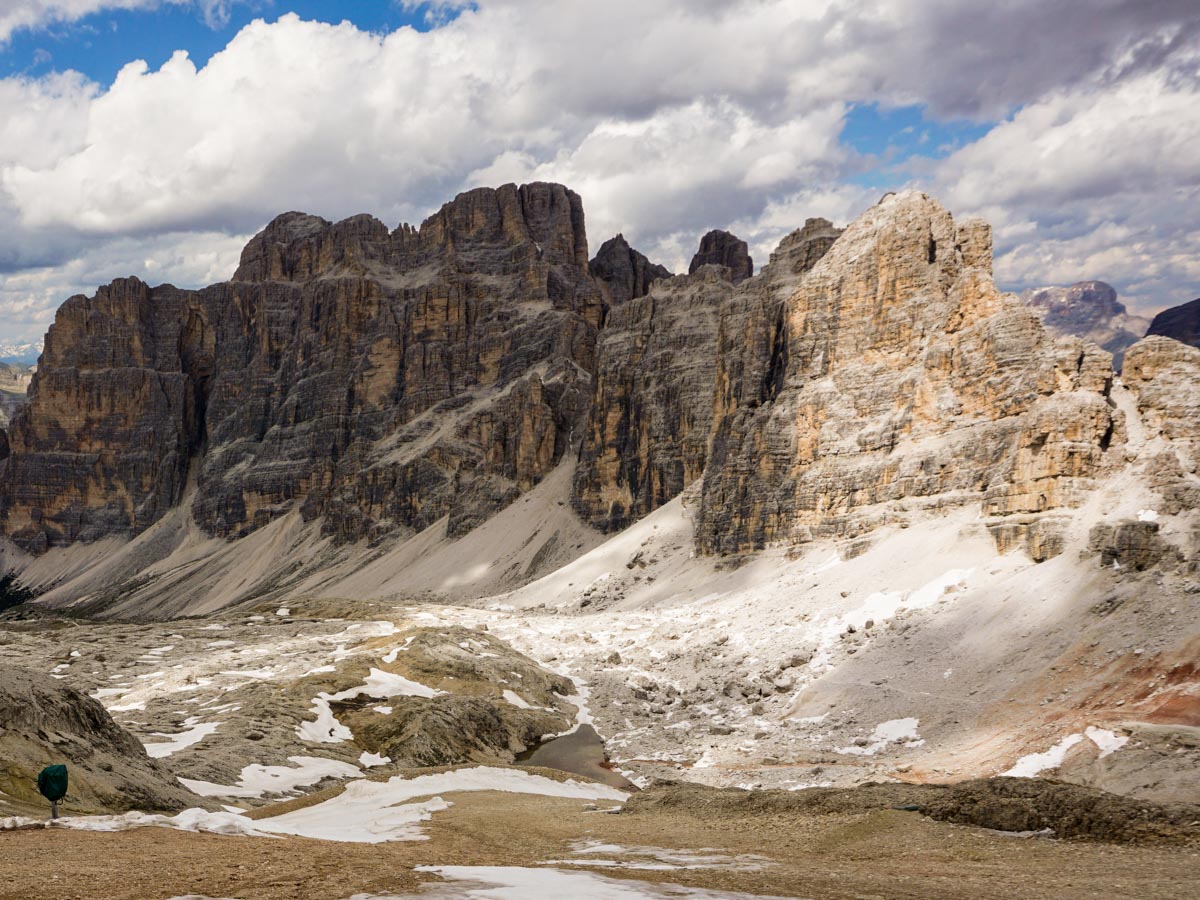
<box><xmin>0</xmin><ymin>0</ymin><xmax>1197</xmax><ymax>347</ymax></box>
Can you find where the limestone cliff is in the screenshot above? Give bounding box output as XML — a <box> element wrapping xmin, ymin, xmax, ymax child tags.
<box><xmin>689</xmin><ymin>230</ymin><xmax>753</xmax><ymax>284</ymax></box>
<box><xmin>0</xmin><ymin>183</ymin><xmax>601</xmax><ymax>552</ymax></box>
<box><xmin>698</xmin><ymin>192</ymin><xmax>1119</xmax><ymax>557</ymax></box>
<box><xmin>1121</xmin><ymin>336</ymin><xmax>1200</xmax><ymax>518</ymax></box>
<box><xmin>571</xmin><ymin>268</ymin><xmax>729</xmax><ymax>531</ymax></box>
<box><xmin>589</xmin><ymin>234</ymin><xmax>672</xmax><ymax>311</ymax></box>
<box><xmin>572</xmin><ymin>219</ymin><xmax>841</xmax><ymax>532</ymax></box>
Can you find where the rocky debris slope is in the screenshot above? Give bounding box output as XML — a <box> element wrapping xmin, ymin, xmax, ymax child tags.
<box><xmin>588</xmin><ymin>234</ymin><xmax>672</xmax><ymax>310</ymax></box>
<box><xmin>0</xmin><ymin>183</ymin><xmax>600</xmax><ymax>553</ymax></box>
<box><xmin>0</xmin><ymin>665</ymin><xmax>199</xmax><ymax>814</ymax></box>
<box><xmin>0</xmin><ymin>608</ymin><xmax>584</xmax><ymax>805</ymax></box>
<box><xmin>689</xmin><ymin>229</ymin><xmax>753</xmax><ymax>284</ymax></box>
<box><xmin>1147</xmin><ymin>297</ymin><xmax>1200</xmax><ymax>349</ymax></box>
<box><xmin>699</xmin><ymin>192</ymin><xmax>1119</xmax><ymax>559</ymax></box>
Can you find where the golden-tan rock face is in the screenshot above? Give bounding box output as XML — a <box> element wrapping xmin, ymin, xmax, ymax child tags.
<box><xmin>697</xmin><ymin>192</ymin><xmax>1120</xmax><ymax>556</ymax></box>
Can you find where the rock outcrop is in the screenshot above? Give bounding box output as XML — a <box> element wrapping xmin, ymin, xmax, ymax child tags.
<box><xmin>1121</xmin><ymin>336</ymin><xmax>1200</xmax><ymax>521</ymax></box>
<box><xmin>572</xmin><ymin>269</ymin><xmax>731</xmax><ymax>531</ymax></box>
<box><xmin>0</xmin><ymin>666</ymin><xmax>199</xmax><ymax>813</ymax></box>
<box><xmin>572</xmin><ymin>219</ymin><xmax>842</xmax><ymax>531</ymax></box>
<box><xmin>698</xmin><ymin>192</ymin><xmax>1119</xmax><ymax>557</ymax></box>
<box><xmin>1146</xmin><ymin>297</ymin><xmax>1200</xmax><ymax>349</ymax></box>
<box><xmin>589</xmin><ymin>234</ymin><xmax>672</xmax><ymax>310</ymax></box>
<box><xmin>689</xmin><ymin>230</ymin><xmax>753</xmax><ymax>284</ymax></box>
<box><xmin>0</xmin><ymin>183</ymin><xmax>601</xmax><ymax>552</ymax></box>
<box><xmin>4</xmin><ymin>183</ymin><xmax>1184</xmax><ymax>583</ymax></box>
<box><xmin>1020</xmin><ymin>281</ymin><xmax>1149</xmax><ymax>367</ymax></box>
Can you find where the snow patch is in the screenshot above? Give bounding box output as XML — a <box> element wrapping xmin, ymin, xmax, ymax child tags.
<box><xmin>1002</xmin><ymin>733</ymin><xmax>1084</xmax><ymax>777</ymax></box>
<box><xmin>179</xmin><ymin>756</ymin><xmax>362</xmax><ymax>798</ymax></box>
<box><xmin>51</xmin><ymin>809</ymin><xmax>276</xmax><ymax>839</ymax></box>
<box><xmin>838</xmin><ymin>718</ymin><xmax>923</xmax><ymax>756</ymax></box>
<box><xmin>143</xmin><ymin>718</ymin><xmax>221</xmax><ymax>758</ymax></box>
<box><xmin>410</xmin><ymin>866</ymin><xmax>791</xmax><ymax>898</ymax></box>
<box><xmin>502</xmin><ymin>690</ymin><xmax>531</xmax><ymax>709</ymax></box>
<box><xmin>1085</xmin><ymin>726</ymin><xmax>1129</xmax><ymax>758</ymax></box>
<box><xmin>253</xmin><ymin>766</ymin><xmax>627</xmax><ymax>843</ymax></box>
<box><xmin>297</xmin><ymin>668</ymin><xmax>442</xmax><ymax>743</ymax></box>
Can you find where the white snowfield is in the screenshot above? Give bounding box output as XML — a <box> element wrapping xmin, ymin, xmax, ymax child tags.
<box><xmin>255</xmin><ymin>766</ymin><xmax>629</xmax><ymax>843</ymax></box>
<box><xmin>15</xmin><ymin>767</ymin><xmax>629</xmax><ymax>845</ymax></box>
<box><xmin>400</xmin><ymin>866</ymin><xmax>797</xmax><ymax>899</ymax></box>
<box><xmin>179</xmin><ymin>755</ymin><xmax>364</xmax><ymax>799</ymax></box>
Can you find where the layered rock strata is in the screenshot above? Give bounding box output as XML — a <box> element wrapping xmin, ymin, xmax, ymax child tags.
<box><xmin>698</xmin><ymin>192</ymin><xmax>1119</xmax><ymax>557</ymax></box>
<box><xmin>1121</xmin><ymin>336</ymin><xmax>1200</xmax><ymax>520</ymax></box>
<box><xmin>0</xmin><ymin>183</ymin><xmax>601</xmax><ymax>551</ymax></box>
<box><xmin>589</xmin><ymin>234</ymin><xmax>672</xmax><ymax>310</ymax></box>
<box><xmin>689</xmin><ymin>230</ymin><xmax>753</xmax><ymax>284</ymax></box>
<box><xmin>571</xmin><ymin>219</ymin><xmax>842</xmax><ymax>532</ymax></box>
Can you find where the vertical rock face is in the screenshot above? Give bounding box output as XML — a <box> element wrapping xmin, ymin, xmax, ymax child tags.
<box><xmin>589</xmin><ymin>234</ymin><xmax>672</xmax><ymax>310</ymax></box>
<box><xmin>0</xmin><ymin>183</ymin><xmax>601</xmax><ymax>552</ymax></box>
<box><xmin>572</xmin><ymin>219</ymin><xmax>842</xmax><ymax>532</ymax></box>
<box><xmin>1122</xmin><ymin>336</ymin><xmax>1200</xmax><ymax>519</ymax></box>
<box><xmin>1146</xmin><ymin>298</ymin><xmax>1200</xmax><ymax>349</ymax></box>
<box><xmin>698</xmin><ymin>192</ymin><xmax>1118</xmax><ymax>555</ymax></box>
<box><xmin>1020</xmin><ymin>281</ymin><xmax>1149</xmax><ymax>367</ymax></box>
<box><xmin>571</xmin><ymin>269</ymin><xmax>730</xmax><ymax>531</ymax></box>
<box><xmin>689</xmin><ymin>230</ymin><xmax>753</xmax><ymax>284</ymax></box>
<box><xmin>0</xmin><ymin>278</ymin><xmax>204</xmax><ymax>551</ymax></box>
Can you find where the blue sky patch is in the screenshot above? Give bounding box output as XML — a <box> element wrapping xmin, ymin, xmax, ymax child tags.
<box><xmin>1</xmin><ymin>2</ymin><xmax>456</xmax><ymax>87</ymax></box>
<box><xmin>840</xmin><ymin>102</ymin><xmax>994</xmax><ymax>189</ymax></box>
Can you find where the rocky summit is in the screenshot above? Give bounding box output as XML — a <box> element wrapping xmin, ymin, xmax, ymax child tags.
<box><xmin>0</xmin><ymin>183</ymin><xmax>603</xmax><ymax>552</ymax></box>
<box><xmin>1020</xmin><ymin>280</ymin><xmax>1150</xmax><ymax>366</ymax></box>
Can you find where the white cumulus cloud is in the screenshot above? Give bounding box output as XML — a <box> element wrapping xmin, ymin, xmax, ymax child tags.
<box><xmin>0</xmin><ymin>0</ymin><xmax>1197</xmax><ymax>343</ymax></box>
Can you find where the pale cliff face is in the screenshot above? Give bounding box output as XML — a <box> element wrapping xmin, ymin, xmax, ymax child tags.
<box><xmin>698</xmin><ymin>191</ymin><xmax>1119</xmax><ymax>558</ymax></box>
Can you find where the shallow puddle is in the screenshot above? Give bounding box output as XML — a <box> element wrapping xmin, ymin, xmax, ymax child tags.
<box><xmin>517</xmin><ymin>725</ymin><xmax>636</xmax><ymax>790</ymax></box>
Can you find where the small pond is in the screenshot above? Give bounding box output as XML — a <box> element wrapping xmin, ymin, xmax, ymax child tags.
<box><xmin>517</xmin><ymin>725</ymin><xmax>636</xmax><ymax>791</ymax></box>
